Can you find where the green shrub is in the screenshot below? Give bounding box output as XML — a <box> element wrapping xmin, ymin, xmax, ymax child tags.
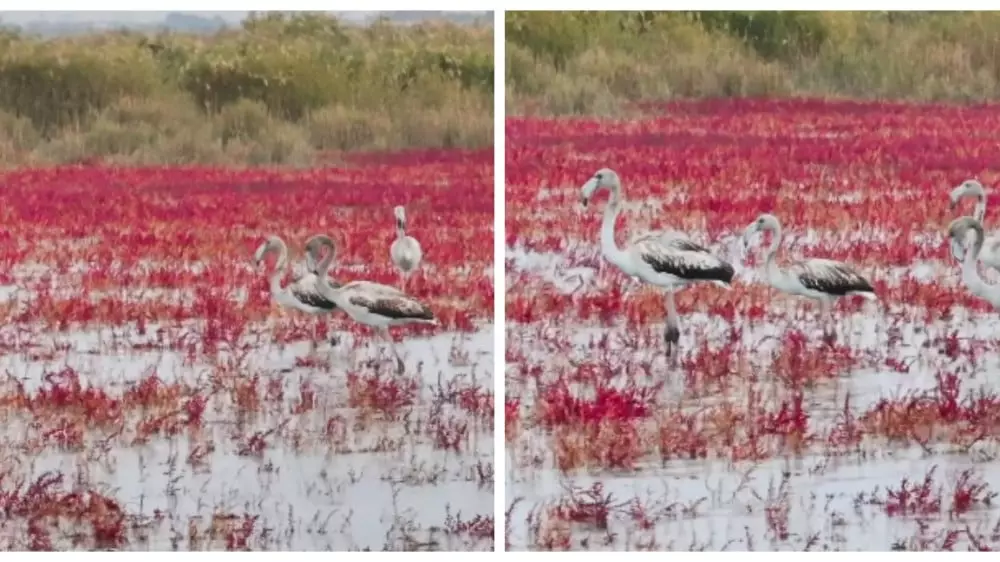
<box><xmin>0</xmin><ymin>13</ymin><xmax>494</xmax><ymax>167</ymax></box>
<box><xmin>216</xmin><ymin>98</ymin><xmax>272</xmax><ymax>145</ymax></box>
<box><xmin>507</xmin><ymin>10</ymin><xmax>1000</xmax><ymax>115</ymax></box>
<box><xmin>0</xmin><ymin>41</ymin><xmax>161</xmax><ymax>135</ymax></box>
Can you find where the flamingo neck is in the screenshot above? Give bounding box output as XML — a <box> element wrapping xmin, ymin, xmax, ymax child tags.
<box><xmin>314</xmin><ymin>245</ymin><xmax>335</xmax><ymax>278</ymax></box>
<box><xmin>312</xmin><ymin>251</ymin><xmax>346</xmax><ymax>305</ymax></box>
<box><xmin>270</xmin><ymin>241</ymin><xmax>289</xmax><ymax>296</ymax></box>
<box><xmin>764</xmin><ymin>224</ymin><xmax>786</xmax><ymax>287</ymax></box>
<box><xmin>974</xmin><ymin>193</ymin><xmax>987</xmax><ymax>222</ymax></box>
<box><xmin>664</xmin><ymin>291</ymin><xmax>678</xmax><ymax>328</ymax></box>
<box><xmin>304</xmin><ymin>247</ymin><xmax>318</xmax><ymax>273</ymax></box>
<box><xmin>599</xmin><ymin>187</ymin><xmax>632</xmax><ymax>274</ymax></box>
<box><xmin>962</xmin><ymin>231</ymin><xmax>990</xmax><ymax>297</ymax></box>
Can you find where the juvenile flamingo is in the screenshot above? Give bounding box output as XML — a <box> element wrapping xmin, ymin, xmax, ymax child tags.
<box><xmin>742</xmin><ymin>213</ymin><xmax>876</xmax><ymax>340</ymax></box>
<box><xmin>949</xmin><ymin>179</ymin><xmax>1000</xmax><ymax>272</ymax></box>
<box><xmin>580</xmin><ymin>167</ymin><xmax>734</xmax><ymax>357</ymax></box>
<box><xmin>307</xmin><ymin>235</ymin><xmax>437</xmax><ymax>374</ymax></box>
<box><xmin>947</xmin><ymin>216</ymin><xmax>1000</xmax><ymax>308</ymax></box>
<box><xmin>254</xmin><ymin>234</ymin><xmax>342</xmax><ymax>347</ymax></box>
<box><xmin>390</xmin><ymin>205</ymin><xmax>423</xmax><ymax>289</ymax></box>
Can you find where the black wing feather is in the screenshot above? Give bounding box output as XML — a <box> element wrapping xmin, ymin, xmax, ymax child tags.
<box><xmin>797</xmin><ymin>262</ymin><xmax>874</xmax><ymax>296</ymax></box>
<box><xmin>349</xmin><ymin>294</ymin><xmax>434</xmax><ymax>321</ymax></box>
<box><xmin>291</xmin><ymin>287</ymin><xmax>338</xmax><ymax>311</ymax></box>
<box><xmin>641</xmin><ymin>241</ymin><xmax>735</xmax><ymax>284</ymax></box>
<box><xmin>291</xmin><ymin>277</ymin><xmax>342</xmax><ymax>311</ymax></box>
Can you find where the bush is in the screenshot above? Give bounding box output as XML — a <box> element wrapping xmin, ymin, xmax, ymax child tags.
<box><xmin>507</xmin><ymin>11</ymin><xmax>1000</xmax><ymax>115</ymax></box>
<box><xmin>0</xmin><ymin>13</ymin><xmax>494</xmax><ymax>168</ymax></box>
<box><xmin>306</xmin><ymin>105</ymin><xmax>392</xmax><ymax>152</ymax></box>
<box><xmin>0</xmin><ymin>38</ymin><xmax>162</xmax><ymax>135</ymax></box>
<box><xmin>217</xmin><ymin>99</ymin><xmax>272</xmax><ymax>145</ymax></box>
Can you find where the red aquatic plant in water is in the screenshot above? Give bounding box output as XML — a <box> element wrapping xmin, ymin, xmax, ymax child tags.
<box><xmin>3</xmin><ymin>156</ymin><xmax>493</xmax><ymax>332</ymax></box>
<box><xmin>537</xmin><ymin>376</ymin><xmax>661</xmax><ymax>428</ymax></box>
<box><xmin>0</xmin><ymin>146</ymin><xmax>494</xmax><ymax>550</ymax></box>
<box><xmin>507</xmin><ymin>98</ymin><xmax>1000</xmax><ymax>550</ymax></box>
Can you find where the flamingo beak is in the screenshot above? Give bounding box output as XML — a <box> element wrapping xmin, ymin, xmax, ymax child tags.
<box><xmin>253</xmin><ymin>242</ymin><xmax>270</xmax><ymax>268</ymax></box>
<box><xmin>580</xmin><ymin>177</ymin><xmax>599</xmax><ymax>208</ymax></box>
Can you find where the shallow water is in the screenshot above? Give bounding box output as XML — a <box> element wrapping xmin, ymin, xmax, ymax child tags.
<box><xmin>0</xmin><ymin>321</ymin><xmax>494</xmax><ymax>551</ymax></box>
<box><xmin>506</xmin><ymin>244</ymin><xmax>1000</xmax><ymax>551</ymax></box>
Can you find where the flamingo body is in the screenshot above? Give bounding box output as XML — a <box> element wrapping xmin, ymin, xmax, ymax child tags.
<box><xmin>306</xmin><ymin>235</ymin><xmax>437</xmax><ymax>374</ymax></box>
<box><xmin>390</xmin><ymin>205</ymin><xmax>423</xmax><ymax>287</ymax></box>
<box><xmin>580</xmin><ymin>167</ymin><xmax>734</xmax><ymax>356</ymax></box>
<box><xmin>743</xmin><ymin>213</ymin><xmax>876</xmax><ymax>339</ymax></box>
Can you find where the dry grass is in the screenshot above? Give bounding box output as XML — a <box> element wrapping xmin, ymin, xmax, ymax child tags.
<box><xmin>506</xmin><ymin>11</ymin><xmax>1000</xmax><ymax>116</ymax></box>
<box><xmin>0</xmin><ymin>13</ymin><xmax>494</xmax><ymax>168</ymax></box>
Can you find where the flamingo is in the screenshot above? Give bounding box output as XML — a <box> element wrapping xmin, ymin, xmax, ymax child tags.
<box><xmin>254</xmin><ymin>234</ymin><xmax>342</xmax><ymax>348</ymax></box>
<box><xmin>306</xmin><ymin>235</ymin><xmax>437</xmax><ymax>374</ymax></box>
<box><xmin>948</xmin><ymin>179</ymin><xmax>1000</xmax><ymax>272</ymax></box>
<box><xmin>579</xmin><ymin>167</ymin><xmax>735</xmax><ymax>357</ymax></box>
<box><xmin>390</xmin><ymin>205</ymin><xmax>423</xmax><ymax>289</ymax></box>
<box><xmin>742</xmin><ymin>213</ymin><xmax>876</xmax><ymax>340</ymax></box>
<box><xmin>947</xmin><ymin>216</ymin><xmax>1000</xmax><ymax>308</ymax></box>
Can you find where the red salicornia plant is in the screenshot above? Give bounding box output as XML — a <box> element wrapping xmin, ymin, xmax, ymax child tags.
<box><xmin>0</xmin><ymin>148</ymin><xmax>494</xmax><ymax>550</ymax></box>
<box><xmin>506</xmin><ymin>98</ymin><xmax>1000</xmax><ymax>551</ymax></box>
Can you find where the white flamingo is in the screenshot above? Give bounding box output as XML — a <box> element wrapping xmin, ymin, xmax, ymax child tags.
<box><xmin>390</xmin><ymin>205</ymin><xmax>423</xmax><ymax>289</ymax></box>
<box><xmin>742</xmin><ymin>213</ymin><xmax>876</xmax><ymax>340</ymax></box>
<box><xmin>306</xmin><ymin>235</ymin><xmax>437</xmax><ymax>374</ymax></box>
<box><xmin>580</xmin><ymin>167</ymin><xmax>735</xmax><ymax>357</ymax></box>
<box><xmin>949</xmin><ymin>179</ymin><xmax>1000</xmax><ymax>272</ymax></box>
<box><xmin>947</xmin><ymin>216</ymin><xmax>1000</xmax><ymax>308</ymax></box>
<box><xmin>254</xmin><ymin>234</ymin><xmax>341</xmax><ymax>348</ymax></box>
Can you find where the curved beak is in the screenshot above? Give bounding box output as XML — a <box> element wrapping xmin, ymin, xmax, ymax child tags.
<box><xmin>253</xmin><ymin>243</ymin><xmax>268</xmax><ymax>267</ymax></box>
<box><xmin>949</xmin><ymin>185</ymin><xmax>967</xmax><ymax>210</ymax></box>
<box><xmin>580</xmin><ymin>177</ymin><xmax>598</xmax><ymax>208</ymax></box>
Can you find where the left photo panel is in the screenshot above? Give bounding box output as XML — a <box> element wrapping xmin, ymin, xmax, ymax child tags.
<box><xmin>0</xmin><ymin>11</ymin><xmax>494</xmax><ymax>551</ymax></box>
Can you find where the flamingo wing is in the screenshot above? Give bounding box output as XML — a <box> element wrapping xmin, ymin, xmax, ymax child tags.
<box><xmin>344</xmin><ymin>282</ymin><xmax>435</xmax><ymax>321</ymax></box>
<box><xmin>634</xmin><ymin>238</ymin><xmax>735</xmax><ymax>284</ymax></box>
<box><xmin>290</xmin><ymin>274</ymin><xmax>338</xmax><ymax>311</ymax></box>
<box><xmin>791</xmin><ymin>258</ymin><xmax>874</xmax><ymax>296</ymax></box>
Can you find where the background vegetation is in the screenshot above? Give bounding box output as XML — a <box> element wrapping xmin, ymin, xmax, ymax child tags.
<box><xmin>506</xmin><ymin>11</ymin><xmax>1000</xmax><ymax>115</ymax></box>
<box><xmin>0</xmin><ymin>12</ymin><xmax>493</xmax><ymax>167</ymax></box>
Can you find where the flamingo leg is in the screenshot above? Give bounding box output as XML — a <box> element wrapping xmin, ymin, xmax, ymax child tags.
<box><xmin>306</xmin><ymin>317</ymin><xmax>318</xmax><ymax>355</ymax></box>
<box><xmin>663</xmin><ymin>290</ymin><xmax>681</xmax><ymax>360</ymax></box>
<box><xmin>380</xmin><ymin>327</ymin><xmax>405</xmax><ymax>374</ymax></box>
<box><xmin>320</xmin><ymin>316</ymin><xmax>339</xmax><ymax>348</ymax></box>
<box><xmin>820</xmin><ymin>298</ymin><xmax>836</xmax><ymax>344</ymax></box>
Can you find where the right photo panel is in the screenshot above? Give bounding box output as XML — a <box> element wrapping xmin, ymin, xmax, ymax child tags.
<box><xmin>505</xmin><ymin>11</ymin><xmax>1000</xmax><ymax>551</ymax></box>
